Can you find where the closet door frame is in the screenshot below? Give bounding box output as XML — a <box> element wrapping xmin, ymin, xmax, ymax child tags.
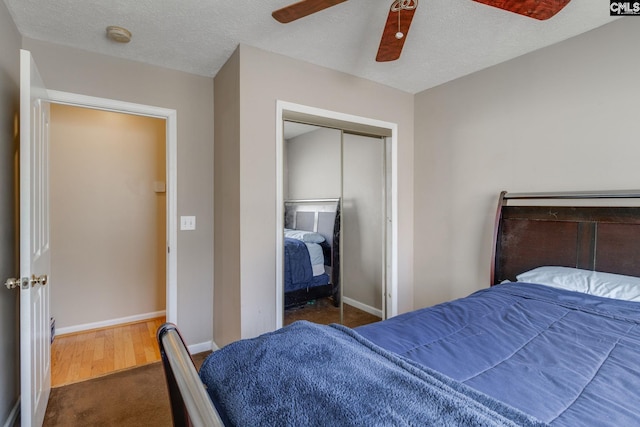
<box><xmin>275</xmin><ymin>101</ymin><xmax>398</xmax><ymax>329</ymax></box>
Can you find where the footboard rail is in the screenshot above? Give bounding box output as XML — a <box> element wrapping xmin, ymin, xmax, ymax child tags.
<box><xmin>157</xmin><ymin>323</ymin><xmax>224</xmax><ymax>427</ymax></box>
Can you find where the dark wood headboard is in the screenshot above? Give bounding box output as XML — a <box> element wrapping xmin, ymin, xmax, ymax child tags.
<box><xmin>491</xmin><ymin>190</ymin><xmax>640</xmax><ymax>285</ymax></box>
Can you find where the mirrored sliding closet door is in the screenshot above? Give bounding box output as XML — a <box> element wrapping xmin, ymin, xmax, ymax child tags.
<box><xmin>341</xmin><ymin>132</ymin><xmax>386</xmax><ymax>326</ymax></box>
<box><xmin>282</xmin><ymin>120</ymin><xmax>387</xmax><ymax>328</ymax></box>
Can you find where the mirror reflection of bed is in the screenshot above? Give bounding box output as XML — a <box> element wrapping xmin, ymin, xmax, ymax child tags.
<box><xmin>283</xmin><ymin>121</ymin><xmax>387</xmax><ymax>328</ymax></box>
<box><xmin>283</xmin><ymin>199</ymin><xmax>382</xmax><ymax>328</ymax></box>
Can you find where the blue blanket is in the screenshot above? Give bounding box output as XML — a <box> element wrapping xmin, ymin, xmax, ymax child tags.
<box><xmin>357</xmin><ymin>283</ymin><xmax>640</xmax><ymax>426</ymax></box>
<box><xmin>284</xmin><ymin>237</ymin><xmax>329</xmax><ymax>292</ymax></box>
<box><xmin>199</xmin><ymin>321</ymin><xmax>546</xmax><ymax>426</ymax></box>
<box><xmin>284</xmin><ymin>237</ymin><xmax>313</xmax><ymax>291</ymax></box>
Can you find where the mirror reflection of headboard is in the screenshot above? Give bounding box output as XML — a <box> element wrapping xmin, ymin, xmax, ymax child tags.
<box><xmin>492</xmin><ymin>190</ymin><xmax>640</xmax><ymax>285</ymax></box>
<box><xmin>284</xmin><ymin>199</ymin><xmax>340</xmax><ymax>250</ymax></box>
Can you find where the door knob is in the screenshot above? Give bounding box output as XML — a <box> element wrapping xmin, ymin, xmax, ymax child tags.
<box><xmin>5</xmin><ymin>275</ymin><xmax>47</xmax><ymax>289</ymax></box>
<box><xmin>4</xmin><ymin>277</ymin><xmax>27</xmax><ymax>290</ymax></box>
<box><xmin>30</xmin><ymin>274</ymin><xmax>48</xmax><ymax>287</ymax></box>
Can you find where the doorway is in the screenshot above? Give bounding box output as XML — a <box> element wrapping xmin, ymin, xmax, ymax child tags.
<box><xmin>275</xmin><ymin>101</ymin><xmax>398</xmax><ymax>330</ymax></box>
<box><xmin>50</xmin><ymin>104</ymin><xmax>166</xmax><ymax>333</ymax></box>
<box><xmin>43</xmin><ymin>91</ymin><xmax>178</xmax><ymax>385</ymax></box>
<box><xmin>46</xmin><ymin>89</ymin><xmax>178</xmax><ymax>323</ymax></box>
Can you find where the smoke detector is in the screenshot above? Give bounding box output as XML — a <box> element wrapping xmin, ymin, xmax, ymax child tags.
<box><xmin>106</xmin><ymin>26</ymin><xmax>132</xmax><ymax>43</ymax></box>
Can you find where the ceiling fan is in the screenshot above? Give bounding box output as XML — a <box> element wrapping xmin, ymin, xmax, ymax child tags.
<box><xmin>272</xmin><ymin>0</ymin><xmax>572</xmax><ymax>62</ymax></box>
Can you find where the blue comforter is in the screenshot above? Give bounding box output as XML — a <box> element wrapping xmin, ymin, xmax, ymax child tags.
<box><xmin>200</xmin><ymin>321</ymin><xmax>545</xmax><ymax>426</ymax></box>
<box><xmin>284</xmin><ymin>237</ymin><xmax>313</xmax><ymax>292</ymax></box>
<box><xmin>284</xmin><ymin>237</ymin><xmax>328</xmax><ymax>292</ymax></box>
<box><xmin>357</xmin><ymin>283</ymin><xmax>640</xmax><ymax>426</ymax></box>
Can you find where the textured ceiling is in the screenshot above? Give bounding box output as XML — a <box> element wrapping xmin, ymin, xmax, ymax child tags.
<box><xmin>3</xmin><ymin>0</ymin><xmax>618</xmax><ymax>94</ymax></box>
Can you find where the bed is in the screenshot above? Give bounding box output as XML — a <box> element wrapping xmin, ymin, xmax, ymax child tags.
<box><xmin>283</xmin><ymin>199</ymin><xmax>340</xmax><ymax>308</ymax></box>
<box><xmin>159</xmin><ymin>190</ymin><xmax>640</xmax><ymax>426</ymax></box>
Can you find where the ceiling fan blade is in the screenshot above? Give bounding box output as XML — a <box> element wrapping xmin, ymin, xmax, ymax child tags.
<box><xmin>473</xmin><ymin>0</ymin><xmax>571</xmax><ymax>20</ymax></box>
<box><xmin>272</xmin><ymin>0</ymin><xmax>348</xmax><ymax>23</ymax></box>
<box><xmin>376</xmin><ymin>0</ymin><xmax>417</xmax><ymax>62</ymax></box>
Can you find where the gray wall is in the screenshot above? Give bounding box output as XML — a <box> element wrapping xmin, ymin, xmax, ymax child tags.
<box><xmin>286</xmin><ymin>127</ymin><xmax>341</xmax><ymax>199</ymax></box>
<box><xmin>22</xmin><ymin>38</ymin><xmax>215</xmax><ymax>347</ymax></box>
<box><xmin>413</xmin><ymin>18</ymin><xmax>640</xmax><ymax>309</ymax></box>
<box><xmin>0</xmin><ymin>2</ymin><xmax>21</xmax><ymax>424</ymax></box>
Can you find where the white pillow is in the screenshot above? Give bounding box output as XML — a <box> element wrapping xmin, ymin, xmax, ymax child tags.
<box><xmin>284</xmin><ymin>228</ymin><xmax>325</xmax><ymax>244</ymax></box>
<box><xmin>516</xmin><ymin>266</ymin><xmax>640</xmax><ymax>302</ymax></box>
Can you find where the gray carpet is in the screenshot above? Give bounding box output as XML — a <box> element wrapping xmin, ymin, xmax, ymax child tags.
<box><xmin>43</xmin><ymin>352</ymin><xmax>211</xmax><ymax>427</ymax></box>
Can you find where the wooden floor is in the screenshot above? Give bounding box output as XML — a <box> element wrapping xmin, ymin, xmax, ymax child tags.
<box><xmin>50</xmin><ymin>317</ymin><xmax>165</xmax><ymax>387</ymax></box>
<box><xmin>51</xmin><ymin>304</ymin><xmax>377</xmax><ymax>387</ymax></box>
<box><xmin>284</xmin><ymin>297</ymin><xmax>381</xmax><ymax>328</ymax></box>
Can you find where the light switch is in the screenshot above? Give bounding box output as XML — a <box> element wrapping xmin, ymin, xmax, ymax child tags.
<box><xmin>180</xmin><ymin>216</ymin><xmax>196</xmax><ymax>231</ymax></box>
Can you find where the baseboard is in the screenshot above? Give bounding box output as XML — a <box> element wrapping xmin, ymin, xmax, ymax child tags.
<box><xmin>342</xmin><ymin>297</ymin><xmax>383</xmax><ymax>318</ymax></box>
<box><xmin>55</xmin><ymin>310</ymin><xmax>167</xmax><ymax>336</ymax></box>
<box><xmin>3</xmin><ymin>398</ymin><xmax>19</xmax><ymax>427</ymax></box>
<box><xmin>189</xmin><ymin>340</ymin><xmax>216</xmax><ymax>355</ymax></box>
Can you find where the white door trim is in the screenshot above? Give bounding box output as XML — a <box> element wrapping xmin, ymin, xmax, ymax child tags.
<box><xmin>275</xmin><ymin>100</ymin><xmax>398</xmax><ymax>329</ymax></box>
<box><xmin>45</xmin><ymin>89</ymin><xmax>178</xmax><ymax>324</ymax></box>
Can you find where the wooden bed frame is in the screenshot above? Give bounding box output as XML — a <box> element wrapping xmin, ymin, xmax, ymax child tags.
<box><xmin>157</xmin><ymin>323</ymin><xmax>223</xmax><ymax>427</ymax></box>
<box><xmin>160</xmin><ymin>189</ymin><xmax>640</xmax><ymax>426</ymax></box>
<box><xmin>492</xmin><ymin>190</ymin><xmax>640</xmax><ymax>285</ymax></box>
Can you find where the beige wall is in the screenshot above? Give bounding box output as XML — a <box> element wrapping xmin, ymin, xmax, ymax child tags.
<box><xmin>0</xmin><ymin>2</ymin><xmax>21</xmax><ymax>423</ymax></box>
<box><xmin>50</xmin><ymin>104</ymin><xmax>166</xmax><ymax>329</ymax></box>
<box><xmin>215</xmin><ymin>44</ymin><xmax>414</xmax><ymax>345</ymax></box>
<box><xmin>22</xmin><ymin>38</ymin><xmax>215</xmax><ymax>346</ymax></box>
<box><xmin>213</xmin><ymin>48</ymin><xmax>241</xmax><ymax>346</ymax></box>
<box><xmin>413</xmin><ymin>18</ymin><xmax>640</xmax><ymax>309</ymax></box>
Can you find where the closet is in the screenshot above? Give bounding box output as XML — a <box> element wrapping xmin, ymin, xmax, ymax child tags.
<box><xmin>282</xmin><ymin>121</ymin><xmax>388</xmax><ymax>326</ymax></box>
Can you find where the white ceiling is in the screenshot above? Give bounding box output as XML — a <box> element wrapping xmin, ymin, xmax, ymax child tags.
<box><xmin>3</xmin><ymin>0</ymin><xmax>618</xmax><ymax>94</ymax></box>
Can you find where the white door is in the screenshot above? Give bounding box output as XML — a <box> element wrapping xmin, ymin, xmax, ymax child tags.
<box><xmin>20</xmin><ymin>49</ymin><xmax>51</xmax><ymax>427</ymax></box>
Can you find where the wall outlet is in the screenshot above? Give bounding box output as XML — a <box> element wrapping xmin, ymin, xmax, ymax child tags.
<box><xmin>180</xmin><ymin>216</ymin><xmax>196</xmax><ymax>230</ymax></box>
